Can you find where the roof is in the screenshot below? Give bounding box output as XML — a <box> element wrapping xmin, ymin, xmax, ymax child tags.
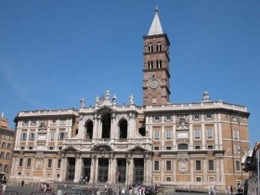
<box><xmin>148</xmin><ymin>7</ymin><xmax>163</xmax><ymax>36</ymax></box>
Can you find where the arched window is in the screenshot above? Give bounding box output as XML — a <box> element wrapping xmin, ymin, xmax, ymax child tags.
<box><xmin>1</xmin><ymin>142</ymin><xmax>6</xmax><ymax>149</ymax></box>
<box><xmin>85</xmin><ymin>120</ymin><xmax>93</xmax><ymax>139</ymax></box>
<box><xmin>157</xmin><ymin>43</ymin><xmax>162</xmax><ymax>51</ymax></box>
<box><xmin>119</xmin><ymin>119</ymin><xmax>128</xmax><ymax>139</ymax></box>
<box><xmin>178</xmin><ymin>144</ymin><xmax>188</xmax><ymax>150</ymax></box>
<box><xmin>7</xmin><ymin>143</ymin><xmax>11</xmax><ymax>150</ymax></box>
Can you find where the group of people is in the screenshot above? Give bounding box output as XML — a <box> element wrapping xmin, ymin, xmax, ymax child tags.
<box><xmin>39</xmin><ymin>182</ymin><xmax>52</xmax><ymax>191</ymax></box>
<box><xmin>78</xmin><ymin>175</ymin><xmax>89</xmax><ymax>185</ymax></box>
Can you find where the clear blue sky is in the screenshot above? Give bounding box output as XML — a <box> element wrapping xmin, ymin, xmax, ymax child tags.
<box><xmin>0</xmin><ymin>1</ymin><xmax>259</xmax><ymax>146</ymax></box>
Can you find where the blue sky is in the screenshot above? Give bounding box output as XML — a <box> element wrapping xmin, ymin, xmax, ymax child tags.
<box><xmin>0</xmin><ymin>1</ymin><xmax>259</xmax><ymax>146</ymax></box>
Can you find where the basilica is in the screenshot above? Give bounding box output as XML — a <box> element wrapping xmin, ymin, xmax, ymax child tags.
<box><xmin>10</xmin><ymin>8</ymin><xmax>250</xmax><ymax>192</ymax></box>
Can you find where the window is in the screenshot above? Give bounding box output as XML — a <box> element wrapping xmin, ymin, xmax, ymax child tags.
<box><xmin>6</xmin><ymin>153</ymin><xmax>10</xmax><ymax>159</ymax></box>
<box><xmin>156</xmin><ymin>60</ymin><xmax>162</xmax><ymax>68</ymax></box>
<box><xmin>154</xmin><ymin>161</ymin><xmax>160</xmax><ymax>171</ymax></box>
<box><xmin>0</xmin><ymin>152</ymin><xmax>4</xmax><ymax>158</ymax></box>
<box><xmin>22</xmin><ymin>121</ymin><xmax>28</xmax><ymax>126</ymax></box>
<box><xmin>233</xmin><ymin>129</ymin><xmax>239</xmax><ymax>140</ymax></box>
<box><xmin>148</xmin><ymin>45</ymin><xmax>153</xmax><ymax>52</ymax></box>
<box><xmin>29</xmin><ymin>147</ymin><xmax>33</xmax><ymax>150</ymax></box>
<box><xmin>195</xmin><ymin>177</ymin><xmax>202</xmax><ymax>182</ymax></box>
<box><xmin>195</xmin><ymin>160</ymin><xmax>201</xmax><ymax>171</ymax></box>
<box><xmin>49</xmin><ymin>147</ymin><xmax>54</xmax><ymax>150</ymax></box>
<box><xmin>1</xmin><ymin>142</ymin><xmax>6</xmax><ymax>149</ymax></box>
<box><xmin>154</xmin><ymin>116</ymin><xmax>161</xmax><ymax>121</ymax></box>
<box><xmin>206</xmin><ymin>114</ymin><xmax>214</xmax><ymax>119</ymax></box>
<box><xmin>50</xmin><ymin>132</ymin><xmax>55</xmax><ymax>141</ymax></box>
<box><xmin>207</xmin><ymin>129</ymin><xmax>214</xmax><ymax>139</ymax></box>
<box><xmin>166</xmin><ymin>146</ymin><xmax>171</xmax><ymax>150</ymax></box>
<box><xmin>194</xmin><ymin>129</ymin><xmax>201</xmax><ymax>139</ymax></box>
<box><xmin>29</xmin><ymin>133</ymin><xmax>35</xmax><ymax>140</ymax></box>
<box><xmin>47</xmin><ymin>159</ymin><xmax>52</xmax><ymax>168</ymax></box>
<box><xmin>154</xmin><ymin>146</ymin><xmax>159</xmax><ymax>150</ymax></box>
<box><xmin>166</xmin><ymin>161</ymin><xmax>172</xmax><ymax>171</ymax></box>
<box><xmin>234</xmin><ymin>145</ymin><xmax>240</xmax><ymax>153</ymax></box>
<box><xmin>27</xmin><ymin>158</ymin><xmax>31</xmax><ymax>167</ymax></box>
<box><xmin>165</xmin><ymin>115</ymin><xmax>172</xmax><ymax>121</ymax></box>
<box><xmin>7</xmin><ymin>143</ymin><xmax>11</xmax><ymax>149</ymax></box>
<box><xmin>193</xmin><ymin>114</ymin><xmax>200</xmax><ymax>120</ymax></box>
<box><xmin>57</xmin><ymin>159</ymin><xmax>62</xmax><ymax>169</ymax></box>
<box><xmin>148</xmin><ymin>61</ymin><xmax>153</xmax><ymax>69</ymax></box>
<box><xmin>19</xmin><ymin>158</ymin><xmax>23</xmax><ymax>167</ymax></box>
<box><xmin>208</xmin><ymin>145</ymin><xmax>214</xmax><ymax>149</ymax></box>
<box><xmin>166</xmin><ymin>177</ymin><xmax>172</xmax><ymax>181</ymax></box>
<box><xmin>58</xmin><ymin>133</ymin><xmax>65</xmax><ymax>140</ymax></box>
<box><xmin>4</xmin><ymin>165</ymin><xmax>8</xmax><ymax>173</ymax></box>
<box><xmin>178</xmin><ymin>144</ymin><xmax>188</xmax><ymax>150</ymax></box>
<box><xmin>154</xmin><ymin>131</ymin><xmax>160</xmax><ymax>140</ymax></box>
<box><xmin>235</xmin><ymin>160</ymin><xmax>241</xmax><ymax>171</ymax></box>
<box><xmin>208</xmin><ymin>160</ymin><xmax>214</xmax><ymax>171</ymax></box>
<box><xmin>195</xmin><ymin>145</ymin><xmax>201</xmax><ymax>149</ymax></box>
<box><xmin>165</xmin><ymin>130</ymin><xmax>172</xmax><ymax>140</ymax></box>
<box><xmin>30</xmin><ymin>121</ymin><xmax>37</xmax><ymax>126</ymax></box>
<box><xmin>20</xmin><ymin>133</ymin><xmax>27</xmax><ymax>140</ymax></box>
<box><xmin>156</xmin><ymin>43</ymin><xmax>162</xmax><ymax>52</ymax></box>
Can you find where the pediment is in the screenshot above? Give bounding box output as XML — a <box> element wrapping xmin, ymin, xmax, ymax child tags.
<box><xmin>62</xmin><ymin>145</ymin><xmax>79</xmax><ymax>152</ymax></box>
<box><xmin>92</xmin><ymin>144</ymin><xmax>113</xmax><ymax>152</ymax></box>
<box><xmin>128</xmin><ymin>145</ymin><xmax>149</xmax><ymax>152</ymax></box>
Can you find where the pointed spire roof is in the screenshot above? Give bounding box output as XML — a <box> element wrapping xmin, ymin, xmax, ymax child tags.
<box><xmin>148</xmin><ymin>6</ymin><xmax>163</xmax><ymax>36</ymax></box>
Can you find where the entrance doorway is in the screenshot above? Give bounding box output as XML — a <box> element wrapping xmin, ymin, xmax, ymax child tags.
<box><xmin>66</xmin><ymin>158</ymin><xmax>75</xmax><ymax>181</ymax></box>
<box><xmin>98</xmin><ymin>158</ymin><xmax>108</xmax><ymax>182</ymax></box>
<box><xmin>133</xmin><ymin>159</ymin><xmax>144</xmax><ymax>185</ymax></box>
<box><xmin>116</xmin><ymin>159</ymin><xmax>126</xmax><ymax>183</ymax></box>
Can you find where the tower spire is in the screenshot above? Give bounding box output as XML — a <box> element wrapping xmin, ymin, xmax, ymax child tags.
<box><xmin>148</xmin><ymin>6</ymin><xmax>163</xmax><ymax>35</ymax></box>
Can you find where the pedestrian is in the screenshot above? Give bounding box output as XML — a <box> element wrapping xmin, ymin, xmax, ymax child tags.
<box><xmin>21</xmin><ymin>180</ymin><xmax>24</xmax><ymax>187</ymax></box>
<box><xmin>230</xmin><ymin>185</ymin><xmax>233</xmax><ymax>194</ymax></box>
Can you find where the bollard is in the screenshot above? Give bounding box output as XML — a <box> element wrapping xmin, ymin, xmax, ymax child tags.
<box><xmin>2</xmin><ymin>184</ymin><xmax>6</xmax><ymax>192</ymax></box>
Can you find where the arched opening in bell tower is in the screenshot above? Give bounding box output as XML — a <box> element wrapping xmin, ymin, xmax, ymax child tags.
<box><xmin>102</xmin><ymin>113</ymin><xmax>111</xmax><ymax>139</ymax></box>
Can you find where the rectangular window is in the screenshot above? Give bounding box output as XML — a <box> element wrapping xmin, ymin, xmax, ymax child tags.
<box><xmin>22</xmin><ymin>121</ymin><xmax>28</xmax><ymax>126</ymax></box>
<box><xmin>58</xmin><ymin>133</ymin><xmax>65</xmax><ymax>140</ymax></box>
<box><xmin>30</xmin><ymin>121</ymin><xmax>37</xmax><ymax>126</ymax></box>
<box><xmin>195</xmin><ymin>177</ymin><xmax>202</xmax><ymax>182</ymax></box>
<box><xmin>208</xmin><ymin>145</ymin><xmax>214</xmax><ymax>149</ymax></box>
<box><xmin>48</xmin><ymin>159</ymin><xmax>52</xmax><ymax>168</ymax></box>
<box><xmin>233</xmin><ymin>129</ymin><xmax>239</xmax><ymax>140</ymax></box>
<box><xmin>20</xmin><ymin>133</ymin><xmax>27</xmax><ymax>140</ymax></box>
<box><xmin>194</xmin><ymin>129</ymin><xmax>201</xmax><ymax>139</ymax></box>
<box><xmin>166</xmin><ymin>177</ymin><xmax>172</xmax><ymax>181</ymax></box>
<box><xmin>195</xmin><ymin>160</ymin><xmax>201</xmax><ymax>171</ymax></box>
<box><xmin>154</xmin><ymin>161</ymin><xmax>160</xmax><ymax>171</ymax></box>
<box><xmin>166</xmin><ymin>161</ymin><xmax>172</xmax><ymax>171</ymax></box>
<box><xmin>193</xmin><ymin>114</ymin><xmax>200</xmax><ymax>120</ymax></box>
<box><xmin>165</xmin><ymin>130</ymin><xmax>172</xmax><ymax>140</ymax></box>
<box><xmin>27</xmin><ymin>158</ymin><xmax>31</xmax><ymax>167</ymax></box>
<box><xmin>195</xmin><ymin>145</ymin><xmax>201</xmax><ymax>149</ymax></box>
<box><xmin>166</xmin><ymin>146</ymin><xmax>171</xmax><ymax>150</ymax></box>
<box><xmin>57</xmin><ymin>159</ymin><xmax>62</xmax><ymax>169</ymax></box>
<box><xmin>235</xmin><ymin>160</ymin><xmax>241</xmax><ymax>171</ymax></box>
<box><xmin>234</xmin><ymin>145</ymin><xmax>240</xmax><ymax>153</ymax></box>
<box><xmin>154</xmin><ymin>116</ymin><xmax>161</xmax><ymax>121</ymax></box>
<box><xmin>19</xmin><ymin>158</ymin><xmax>23</xmax><ymax>166</ymax></box>
<box><xmin>206</xmin><ymin>114</ymin><xmax>214</xmax><ymax>119</ymax></box>
<box><xmin>29</xmin><ymin>133</ymin><xmax>35</xmax><ymax>140</ymax></box>
<box><xmin>207</xmin><ymin>129</ymin><xmax>214</xmax><ymax>139</ymax></box>
<box><xmin>154</xmin><ymin>131</ymin><xmax>160</xmax><ymax>140</ymax></box>
<box><xmin>50</xmin><ymin>132</ymin><xmax>55</xmax><ymax>141</ymax></box>
<box><xmin>154</xmin><ymin>146</ymin><xmax>159</xmax><ymax>150</ymax></box>
<box><xmin>165</xmin><ymin>116</ymin><xmax>172</xmax><ymax>121</ymax></box>
<box><xmin>208</xmin><ymin>160</ymin><xmax>214</xmax><ymax>171</ymax></box>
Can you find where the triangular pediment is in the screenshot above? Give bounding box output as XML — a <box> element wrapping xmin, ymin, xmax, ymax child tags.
<box><xmin>128</xmin><ymin>145</ymin><xmax>150</xmax><ymax>152</ymax></box>
<box><xmin>62</xmin><ymin>145</ymin><xmax>79</xmax><ymax>152</ymax></box>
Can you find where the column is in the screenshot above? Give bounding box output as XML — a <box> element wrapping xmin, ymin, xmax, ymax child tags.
<box><xmin>73</xmin><ymin>157</ymin><xmax>82</xmax><ymax>182</ymax></box>
<box><xmin>61</xmin><ymin>157</ymin><xmax>67</xmax><ymax>181</ymax></box>
<box><xmin>90</xmin><ymin>157</ymin><xmax>96</xmax><ymax>183</ymax></box>
<box><xmin>128</xmin><ymin>158</ymin><xmax>134</xmax><ymax>185</ymax></box>
<box><xmin>93</xmin><ymin>115</ymin><xmax>99</xmax><ymax>139</ymax></box>
<box><xmin>202</xmin><ymin>124</ymin><xmax>206</xmax><ymax>149</ymax></box>
<box><xmin>145</xmin><ymin>156</ymin><xmax>152</xmax><ymax>185</ymax></box>
<box><xmin>107</xmin><ymin>156</ymin><xmax>114</xmax><ymax>184</ymax></box>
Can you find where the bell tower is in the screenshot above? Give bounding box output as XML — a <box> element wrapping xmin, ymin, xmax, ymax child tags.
<box><xmin>143</xmin><ymin>7</ymin><xmax>171</xmax><ymax>106</ymax></box>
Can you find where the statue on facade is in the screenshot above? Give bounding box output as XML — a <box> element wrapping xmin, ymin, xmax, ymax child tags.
<box><xmin>80</xmin><ymin>97</ymin><xmax>85</xmax><ymax>108</ymax></box>
<box><xmin>129</xmin><ymin>95</ymin><xmax>134</xmax><ymax>105</ymax></box>
<box><xmin>105</xmin><ymin>90</ymin><xmax>111</xmax><ymax>100</ymax></box>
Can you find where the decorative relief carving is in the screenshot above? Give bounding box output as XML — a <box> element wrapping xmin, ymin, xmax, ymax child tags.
<box><xmin>38</xmin><ymin>121</ymin><xmax>48</xmax><ymax>133</ymax></box>
<box><xmin>176</xmin><ymin>115</ymin><xmax>189</xmax><ymax>129</ymax></box>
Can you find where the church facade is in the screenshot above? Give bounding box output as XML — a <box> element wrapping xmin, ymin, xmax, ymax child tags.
<box><xmin>10</xmin><ymin>9</ymin><xmax>250</xmax><ymax>192</ymax></box>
